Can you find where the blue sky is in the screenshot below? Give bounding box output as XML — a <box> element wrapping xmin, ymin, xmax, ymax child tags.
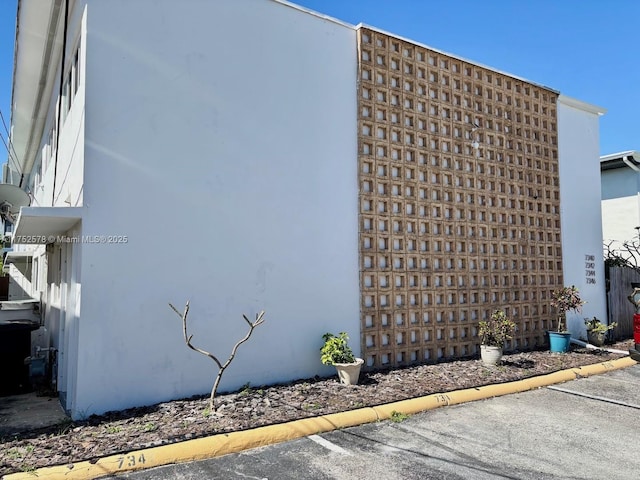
<box><xmin>0</xmin><ymin>0</ymin><xmax>638</xmax><ymax>167</ymax></box>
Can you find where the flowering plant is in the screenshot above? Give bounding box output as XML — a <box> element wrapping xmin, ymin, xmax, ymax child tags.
<box><xmin>550</xmin><ymin>285</ymin><xmax>585</xmax><ymax>332</ymax></box>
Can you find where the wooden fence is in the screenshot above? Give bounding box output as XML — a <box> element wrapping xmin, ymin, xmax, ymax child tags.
<box><xmin>607</xmin><ymin>266</ymin><xmax>640</xmax><ymax>339</ymax></box>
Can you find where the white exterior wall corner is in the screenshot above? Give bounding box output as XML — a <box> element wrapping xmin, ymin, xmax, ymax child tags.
<box><xmin>557</xmin><ymin>96</ymin><xmax>607</xmax><ymax>334</ymax></box>
<box><xmin>10</xmin><ymin>1</ymin><xmax>88</xmax><ymax>415</ymax></box>
<box><xmin>79</xmin><ymin>0</ymin><xmax>358</xmax><ymax>418</ymax></box>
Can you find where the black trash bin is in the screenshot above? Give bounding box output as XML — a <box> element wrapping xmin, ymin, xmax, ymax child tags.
<box><xmin>0</xmin><ymin>320</ymin><xmax>39</xmax><ymax>396</ymax></box>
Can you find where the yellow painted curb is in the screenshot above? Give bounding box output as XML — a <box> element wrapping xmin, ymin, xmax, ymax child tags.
<box><xmin>5</xmin><ymin>356</ymin><xmax>636</xmax><ymax>480</ymax></box>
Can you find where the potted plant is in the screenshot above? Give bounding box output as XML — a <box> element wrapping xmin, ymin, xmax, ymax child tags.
<box><xmin>478</xmin><ymin>309</ymin><xmax>516</xmax><ymax>366</ymax></box>
<box><xmin>320</xmin><ymin>332</ymin><xmax>364</xmax><ymax>385</ymax></box>
<box><xmin>549</xmin><ymin>285</ymin><xmax>585</xmax><ymax>353</ymax></box>
<box><xmin>584</xmin><ymin>317</ymin><xmax>616</xmax><ymax>347</ymax></box>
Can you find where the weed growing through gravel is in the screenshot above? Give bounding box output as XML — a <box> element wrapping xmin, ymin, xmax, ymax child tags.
<box><xmin>142</xmin><ymin>422</ymin><xmax>158</xmax><ymax>433</ymax></box>
<box><xmin>6</xmin><ymin>448</ymin><xmax>21</xmax><ymax>460</ymax></box>
<box><xmin>6</xmin><ymin>445</ymin><xmax>37</xmax><ymax>473</ymax></box>
<box><xmin>55</xmin><ymin>419</ymin><xmax>73</xmax><ymax>435</ymax></box>
<box><xmin>6</xmin><ymin>445</ymin><xmax>35</xmax><ymax>460</ymax></box>
<box><xmin>21</xmin><ymin>463</ymin><xmax>37</xmax><ymax>473</ymax></box>
<box><xmin>239</xmin><ymin>383</ymin><xmax>253</xmax><ymax>397</ymax></box>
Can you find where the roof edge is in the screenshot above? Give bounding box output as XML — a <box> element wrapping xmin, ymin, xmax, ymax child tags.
<box><xmin>600</xmin><ymin>150</ymin><xmax>640</xmax><ymax>162</ymax></box>
<box><xmin>557</xmin><ymin>95</ymin><xmax>606</xmax><ymax>116</ymax></box>
<box><xmin>271</xmin><ymin>0</ymin><xmax>356</xmax><ymax>29</ymax></box>
<box><xmin>355</xmin><ymin>23</ymin><xmax>560</xmax><ymax>94</ymax></box>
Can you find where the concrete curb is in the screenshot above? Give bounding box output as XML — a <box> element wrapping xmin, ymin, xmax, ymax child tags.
<box><xmin>5</xmin><ymin>356</ymin><xmax>636</xmax><ymax>480</ymax></box>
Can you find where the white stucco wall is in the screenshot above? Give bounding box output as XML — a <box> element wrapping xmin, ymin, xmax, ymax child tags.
<box><xmin>28</xmin><ymin>2</ymin><xmax>86</xmax><ymax>209</ymax></box>
<box><xmin>7</xmin><ymin>261</ymin><xmax>33</xmax><ymax>300</ymax></box>
<box><xmin>77</xmin><ymin>0</ymin><xmax>359</xmax><ymax>417</ymax></box>
<box><xmin>557</xmin><ymin>96</ymin><xmax>607</xmax><ymax>334</ymax></box>
<box><xmin>601</xmin><ymin>167</ymin><xmax>640</xmax><ymax>252</ymax></box>
<box><xmin>9</xmin><ymin>2</ymin><xmax>87</xmax><ymax>414</ymax></box>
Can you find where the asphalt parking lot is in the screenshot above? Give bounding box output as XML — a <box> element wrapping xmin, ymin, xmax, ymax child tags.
<box><xmin>115</xmin><ymin>364</ymin><xmax>640</xmax><ymax>480</ymax></box>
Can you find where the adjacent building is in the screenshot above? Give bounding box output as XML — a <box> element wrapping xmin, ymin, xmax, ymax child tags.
<box><xmin>5</xmin><ymin>0</ymin><xmax>606</xmax><ymax>418</ymax></box>
<box><xmin>601</xmin><ymin>151</ymin><xmax>640</xmax><ymax>256</ymax></box>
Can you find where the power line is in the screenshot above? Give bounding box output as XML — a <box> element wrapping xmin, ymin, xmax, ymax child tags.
<box><xmin>0</xmin><ymin>130</ymin><xmax>22</xmax><ymax>179</ymax></box>
<box><xmin>0</xmin><ymin>109</ymin><xmax>22</xmax><ymax>177</ymax></box>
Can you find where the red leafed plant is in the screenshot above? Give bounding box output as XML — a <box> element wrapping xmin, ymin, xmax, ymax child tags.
<box><xmin>550</xmin><ymin>285</ymin><xmax>585</xmax><ymax>332</ymax></box>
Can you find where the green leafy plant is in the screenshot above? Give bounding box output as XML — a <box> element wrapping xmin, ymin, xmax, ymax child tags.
<box><xmin>390</xmin><ymin>410</ymin><xmax>409</xmax><ymax>423</ymax></box>
<box><xmin>478</xmin><ymin>309</ymin><xmax>515</xmax><ymax>347</ymax></box>
<box><xmin>6</xmin><ymin>448</ymin><xmax>22</xmax><ymax>460</ymax></box>
<box><xmin>20</xmin><ymin>463</ymin><xmax>37</xmax><ymax>473</ymax></box>
<box><xmin>142</xmin><ymin>422</ymin><xmax>158</xmax><ymax>433</ymax></box>
<box><xmin>54</xmin><ymin>418</ymin><xmax>74</xmax><ymax>436</ymax></box>
<box><xmin>239</xmin><ymin>382</ymin><xmax>253</xmax><ymax>397</ymax></box>
<box><xmin>106</xmin><ymin>425</ymin><xmax>122</xmax><ymax>434</ymax></box>
<box><xmin>584</xmin><ymin>317</ymin><xmax>616</xmax><ymax>334</ymax></box>
<box><xmin>320</xmin><ymin>332</ymin><xmax>355</xmax><ymax>365</ymax></box>
<box><xmin>551</xmin><ymin>286</ymin><xmax>585</xmax><ymax>332</ymax></box>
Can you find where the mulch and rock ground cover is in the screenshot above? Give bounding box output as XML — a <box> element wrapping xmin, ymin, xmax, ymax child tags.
<box><xmin>0</xmin><ymin>339</ymin><xmax>635</xmax><ymax>476</ymax></box>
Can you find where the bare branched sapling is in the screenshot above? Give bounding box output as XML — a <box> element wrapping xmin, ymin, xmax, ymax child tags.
<box><xmin>604</xmin><ymin>237</ymin><xmax>640</xmax><ymax>271</ymax></box>
<box><xmin>169</xmin><ymin>301</ymin><xmax>265</xmax><ymax>412</ymax></box>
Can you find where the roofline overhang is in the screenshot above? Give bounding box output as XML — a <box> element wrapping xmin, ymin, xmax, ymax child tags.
<box><xmin>9</xmin><ymin>0</ymin><xmax>65</xmax><ymax>180</ymax></box>
<box><xmin>557</xmin><ymin>95</ymin><xmax>606</xmax><ymax>116</ymax></box>
<box><xmin>600</xmin><ymin>151</ymin><xmax>640</xmax><ymax>171</ymax></box>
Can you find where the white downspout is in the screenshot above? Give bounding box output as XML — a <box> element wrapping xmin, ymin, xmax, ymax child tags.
<box><xmin>570</xmin><ymin>338</ymin><xmax>629</xmax><ymax>355</ymax></box>
<box><xmin>622</xmin><ymin>154</ymin><xmax>640</xmax><ymax>172</ymax></box>
<box><xmin>624</xmin><ymin>155</ymin><xmax>640</xmax><ymax>253</ymax></box>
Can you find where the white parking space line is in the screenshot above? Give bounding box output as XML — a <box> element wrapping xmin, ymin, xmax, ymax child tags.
<box><xmin>547</xmin><ymin>385</ymin><xmax>640</xmax><ymax>409</ymax></box>
<box><xmin>308</xmin><ymin>434</ymin><xmax>353</xmax><ymax>455</ymax></box>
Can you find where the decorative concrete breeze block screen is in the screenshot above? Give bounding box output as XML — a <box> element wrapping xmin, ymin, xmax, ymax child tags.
<box><xmin>357</xmin><ymin>28</ymin><xmax>562</xmax><ymax>368</ymax></box>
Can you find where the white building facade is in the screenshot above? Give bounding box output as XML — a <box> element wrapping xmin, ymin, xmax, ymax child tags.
<box><xmin>556</xmin><ymin>96</ymin><xmax>607</xmax><ymax>332</ymax></box>
<box><xmin>6</xmin><ymin>0</ymin><xmax>606</xmax><ymax>418</ymax></box>
<box><xmin>600</xmin><ymin>151</ymin><xmax>640</xmax><ymax>260</ymax></box>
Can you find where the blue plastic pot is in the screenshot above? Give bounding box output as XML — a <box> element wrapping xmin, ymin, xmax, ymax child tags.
<box><xmin>548</xmin><ymin>331</ymin><xmax>571</xmax><ymax>353</ymax></box>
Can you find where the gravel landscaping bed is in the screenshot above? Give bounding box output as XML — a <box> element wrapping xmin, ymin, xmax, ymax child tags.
<box><xmin>0</xmin><ymin>340</ymin><xmax>635</xmax><ymax>476</ymax></box>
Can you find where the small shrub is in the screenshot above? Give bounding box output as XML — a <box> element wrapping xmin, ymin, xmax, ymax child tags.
<box><xmin>478</xmin><ymin>310</ymin><xmax>515</xmax><ymax>347</ymax></box>
<box><xmin>584</xmin><ymin>317</ymin><xmax>616</xmax><ymax>334</ymax></box>
<box><xmin>551</xmin><ymin>286</ymin><xmax>585</xmax><ymax>332</ymax></box>
<box><xmin>320</xmin><ymin>332</ymin><xmax>355</xmax><ymax>365</ymax></box>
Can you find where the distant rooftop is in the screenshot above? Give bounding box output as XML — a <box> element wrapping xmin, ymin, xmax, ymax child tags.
<box><xmin>600</xmin><ymin>151</ymin><xmax>640</xmax><ymax>171</ymax></box>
